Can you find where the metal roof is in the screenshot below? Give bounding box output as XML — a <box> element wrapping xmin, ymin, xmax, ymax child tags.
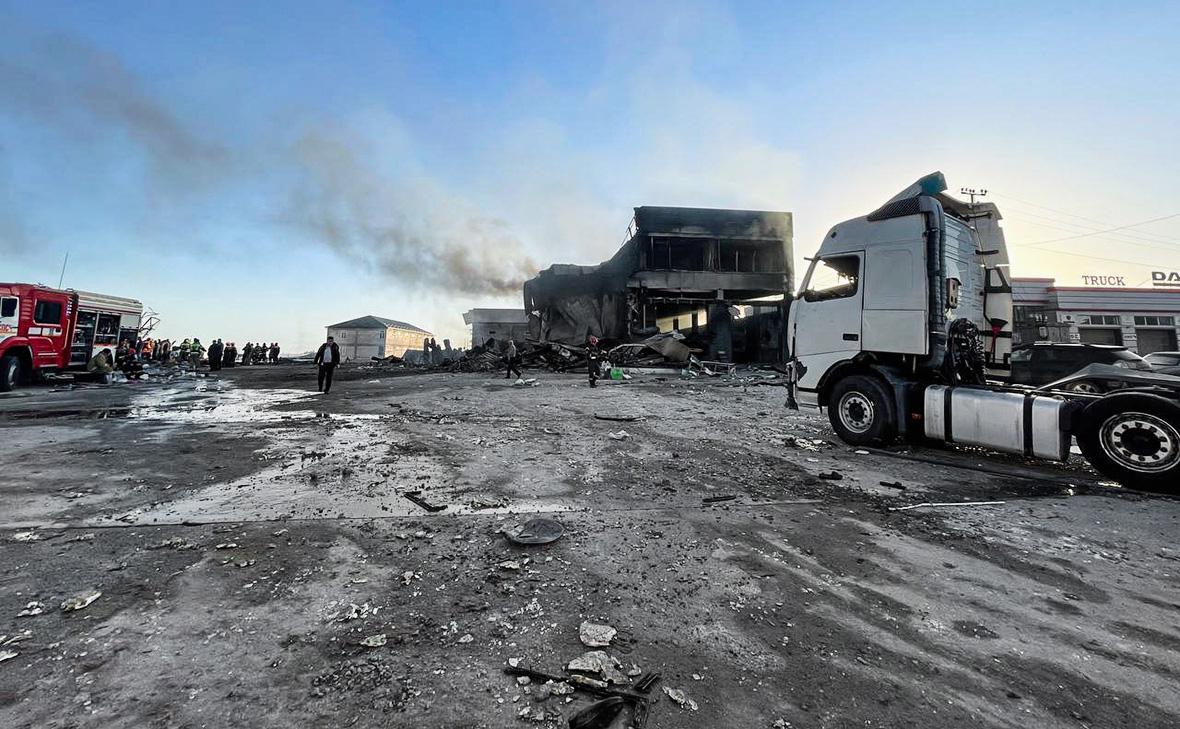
<box><xmin>327</xmin><ymin>315</ymin><xmax>432</xmax><ymax>334</ymax></box>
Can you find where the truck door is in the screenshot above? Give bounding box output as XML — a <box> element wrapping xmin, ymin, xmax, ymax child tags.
<box><xmin>792</xmin><ymin>253</ymin><xmax>863</xmax><ymax>386</ymax></box>
<box><xmin>861</xmin><ymin>239</ymin><xmax>929</xmax><ymax>354</ymax></box>
<box><xmin>0</xmin><ymin>295</ymin><xmax>19</xmax><ymax>345</ymax></box>
<box><xmin>30</xmin><ymin>294</ymin><xmax>70</xmax><ymax>371</ymax></box>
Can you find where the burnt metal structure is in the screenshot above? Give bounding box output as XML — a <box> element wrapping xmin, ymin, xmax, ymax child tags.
<box><xmin>524</xmin><ymin>206</ymin><xmax>793</xmax><ymax>363</ymax></box>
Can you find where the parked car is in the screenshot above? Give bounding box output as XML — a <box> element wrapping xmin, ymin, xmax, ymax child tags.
<box><xmin>1144</xmin><ymin>351</ymin><xmax>1180</xmax><ymax>375</ymax></box>
<box><xmin>1009</xmin><ymin>343</ymin><xmax>1153</xmax><ymax>392</ymax></box>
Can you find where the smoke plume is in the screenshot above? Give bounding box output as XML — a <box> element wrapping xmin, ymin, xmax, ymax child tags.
<box><xmin>282</xmin><ymin>130</ymin><xmax>536</xmax><ymax>296</ymax></box>
<box><xmin>0</xmin><ymin>31</ymin><xmax>537</xmax><ymax>296</ymax></box>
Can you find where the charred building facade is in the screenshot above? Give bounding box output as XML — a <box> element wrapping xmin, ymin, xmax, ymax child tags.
<box><xmin>524</xmin><ymin>206</ymin><xmax>793</xmax><ymax>363</ymax></box>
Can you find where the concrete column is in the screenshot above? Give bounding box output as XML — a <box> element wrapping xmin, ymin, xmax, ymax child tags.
<box><xmin>707</xmin><ymin>303</ymin><xmax>733</xmax><ymax>362</ymax></box>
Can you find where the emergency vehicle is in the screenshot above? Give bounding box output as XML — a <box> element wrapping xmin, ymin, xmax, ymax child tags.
<box><xmin>0</xmin><ymin>283</ymin><xmax>144</xmax><ymax>391</ymax></box>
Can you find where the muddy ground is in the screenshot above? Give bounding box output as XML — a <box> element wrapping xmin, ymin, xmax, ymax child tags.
<box><xmin>2</xmin><ymin>363</ymin><xmax>1179</xmax><ymax>729</ymax></box>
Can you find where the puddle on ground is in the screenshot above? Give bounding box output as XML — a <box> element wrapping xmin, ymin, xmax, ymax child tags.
<box><xmin>0</xmin><ymin>385</ymin><xmax>364</xmax><ymax>425</ymax></box>
<box><xmin>81</xmin><ymin>394</ymin><xmax>573</xmax><ymax>526</ymax></box>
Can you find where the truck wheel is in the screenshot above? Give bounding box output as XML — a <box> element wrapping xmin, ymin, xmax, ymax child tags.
<box><xmin>0</xmin><ymin>355</ymin><xmax>20</xmax><ymax>392</ymax></box>
<box><xmin>1076</xmin><ymin>393</ymin><xmax>1180</xmax><ymax>492</ymax></box>
<box><xmin>827</xmin><ymin>375</ymin><xmax>897</xmax><ymax>446</ymax></box>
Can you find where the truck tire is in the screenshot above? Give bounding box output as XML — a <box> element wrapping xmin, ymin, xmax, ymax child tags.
<box><xmin>827</xmin><ymin>374</ymin><xmax>897</xmax><ymax>446</ymax></box>
<box><xmin>1076</xmin><ymin>393</ymin><xmax>1180</xmax><ymax>492</ymax></box>
<box><xmin>0</xmin><ymin>354</ymin><xmax>20</xmax><ymax>392</ymax></box>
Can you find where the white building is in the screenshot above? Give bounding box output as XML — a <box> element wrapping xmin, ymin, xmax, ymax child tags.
<box><xmin>325</xmin><ymin>315</ymin><xmax>433</xmax><ymax>361</ymax></box>
<box><xmin>1013</xmin><ymin>278</ymin><xmax>1180</xmax><ymax>354</ymax></box>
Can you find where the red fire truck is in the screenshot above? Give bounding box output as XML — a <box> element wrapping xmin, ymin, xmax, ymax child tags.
<box><xmin>0</xmin><ymin>283</ymin><xmax>144</xmax><ymax>391</ymax></box>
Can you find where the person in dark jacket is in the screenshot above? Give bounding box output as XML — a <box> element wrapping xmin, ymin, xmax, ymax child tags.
<box><xmin>207</xmin><ymin>339</ymin><xmax>224</xmax><ymax>371</ymax></box>
<box><xmin>241</xmin><ymin>342</ymin><xmax>253</xmax><ymax>365</ymax></box>
<box><xmin>313</xmin><ymin>336</ymin><xmax>341</xmax><ymax>393</ymax></box>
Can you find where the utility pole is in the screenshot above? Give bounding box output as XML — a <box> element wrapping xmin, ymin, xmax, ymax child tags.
<box><xmin>57</xmin><ymin>252</ymin><xmax>70</xmax><ymax>289</ymax></box>
<box><xmin>960</xmin><ymin>187</ymin><xmax>988</xmax><ymax>208</ymax></box>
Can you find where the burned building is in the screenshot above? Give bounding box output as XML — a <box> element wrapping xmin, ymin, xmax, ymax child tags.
<box><xmin>524</xmin><ymin>206</ymin><xmax>793</xmax><ymax>363</ymax></box>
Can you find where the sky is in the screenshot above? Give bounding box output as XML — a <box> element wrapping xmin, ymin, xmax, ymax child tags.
<box><xmin>2</xmin><ymin>1</ymin><xmax>1178</xmax><ymax>352</ymax></box>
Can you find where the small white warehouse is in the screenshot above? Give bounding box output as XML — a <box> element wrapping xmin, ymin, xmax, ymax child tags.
<box><xmin>325</xmin><ymin>315</ymin><xmax>433</xmax><ymax>361</ymax></box>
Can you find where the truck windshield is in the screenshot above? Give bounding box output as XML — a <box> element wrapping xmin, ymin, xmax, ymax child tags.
<box><xmin>802</xmin><ymin>255</ymin><xmax>859</xmax><ymax>302</ymax></box>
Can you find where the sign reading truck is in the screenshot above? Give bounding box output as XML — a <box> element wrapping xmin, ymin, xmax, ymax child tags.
<box><xmin>0</xmin><ymin>283</ymin><xmax>143</xmax><ymax>392</ymax></box>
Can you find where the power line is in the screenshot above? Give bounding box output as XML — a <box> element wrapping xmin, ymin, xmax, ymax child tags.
<box><xmin>1002</xmin><ymin>211</ymin><xmax>1180</xmax><ymax>253</ymax></box>
<box><xmin>1020</xmin><ymin>212</ymin><xmax>1180</xmax><ymax>248</ymax></box>
<box><xmin>1013</xmin><ymin>245</ymin><xmax>1164</xmax><ymax>268</ymax></box>
<box><xmin>991</xmin><ymin>191</ymin><xmax>1178</xmax><ymax>243</ymax></box>
<box><xmin>1002</xmin><ymin>208</ymin><xmax>1180</xmax><ymax>248</ymax></box>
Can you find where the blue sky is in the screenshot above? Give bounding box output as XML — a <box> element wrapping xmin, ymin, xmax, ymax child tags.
<box><xmin>2</xmin><ymin>1</ymin><xmax>1178</xmax><ymax>351</ymax></box>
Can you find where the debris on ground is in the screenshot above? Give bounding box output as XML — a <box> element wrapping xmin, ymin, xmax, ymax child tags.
<box><xmin>889</xmin><ymin>500</ymin><xmax>1006</xmax><ymax>512</ymax></box>
<box><xmin>60</xmin><ymin>589</ymin><xmax>101</xmax><ymax>612</ymax></box>
<box><xmin>593</xmin><ymin>413</ymin><xmax>641</xmax><ymax>422</ymax></box>
<box><xmin>331</xmin><ymin>602</ymin><xmax>380</xmax><ymax>623</ymax></box>
<box><xmin>702</xmin><ymin>494</ymin><xmax>736</xmax><ymax>504</ymax></box>
<box><xmin>569</xmin><ymin>696</ymin><xmax>626</xmax><ymax>729</ymax></box>
<box><xmin>503</xmin><ymin>518</ymin><xmax>565</xmax><ymax>546</ymax></box>
<box><xmin>403</xmin><ymin>490</ymin><xmax>447</xmax><ymax>512</ymax></box>
<box><xmin>663</xmin><ymin>686</ymin><xmax>699</xmax><ymax>711</ymax></box>
<box><xmin>879</xmin><ymin>481</ymin><xmax>906</xmax><ymax>490</ymax></box>
<box><xmin>817</xmin><ymin>471</ymin><xmax>843</xmax><ymax>481</ymax></box>
<box><xmin>567</xmin><ymin>650</ymin><xmax>629</xmax><ymax>685</ymax></box>
<box><xmin>0</xmin><ymin>650</ymin><xmax>17</xmax><ymax>663</ymax></box>
<box><xmin>11</xmin><ymin>531</ymin><xmax>41</xmax><ymax>542</ymax></box>
<box><xmin>783</xmin><ymin>435</ymin><xmax>829</xmax><ymax>451</ymax></box>
<box><xmin>579</xmin><ymin>621</ymin><xmax>617</xmax><ymax>648</ymax></box>
<box><xmin>16</xmin><ymin>601</ymin><xmax>45</xmax><ymax>617</ymax></box>
<box><xmin>607</xmin><ymin>430</ymin><xmax>630</xmax><ymax>441</ymax></box>
<box><xmin>358</xmin><ymin>633</ymin><xmax>387</xmax><ymax>648</ymax></box>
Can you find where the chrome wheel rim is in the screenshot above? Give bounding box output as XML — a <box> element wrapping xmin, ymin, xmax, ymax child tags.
<box><xmin>837</xmin><ymin>392</ymin><xmax>874</xmax><ymax>434</ymax></box>
<box><xmin>1099</xmin><ymin>412</ymin><xmax>1180</xmax><ymax>474</ymax></box>
<box><xmin>1069</xmin><ymin>381</ymin><xmax>1101</xmax><ymax>394</ymax></box>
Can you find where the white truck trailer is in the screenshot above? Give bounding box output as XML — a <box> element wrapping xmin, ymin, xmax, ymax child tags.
<box><xmin>788</xmin><ymin>172</ymin><xmax>1180</xmax><ymax>491</ymax></box>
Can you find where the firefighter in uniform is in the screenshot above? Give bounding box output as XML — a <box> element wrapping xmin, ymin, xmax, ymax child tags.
<box><xmin>587</xmin><ymin>336</ymin><xmax>603</xmax><ymax>388</ymax></box>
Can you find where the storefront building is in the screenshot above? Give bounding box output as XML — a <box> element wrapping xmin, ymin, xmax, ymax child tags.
<box><xmin>1012</xmin><ymin>278</ymin><xmax>1180</xmax><ymax>354</ymax></box>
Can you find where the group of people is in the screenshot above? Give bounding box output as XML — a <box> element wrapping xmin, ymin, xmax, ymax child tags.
<box><xmin>82</xmin><ymin>336</ymin><xmax>283</xmax><ymax>381</ymax></box>
<box><xmin>502</xmin><ymin>336</ymin><xmax>605</xmax><ymax>387</ymax></box>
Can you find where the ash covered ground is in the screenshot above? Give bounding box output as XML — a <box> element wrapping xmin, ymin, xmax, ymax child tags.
<box><xmin>2</xmin><ymin>364</ymin><xmax>1179</xmax><ymax>729</ymax></box>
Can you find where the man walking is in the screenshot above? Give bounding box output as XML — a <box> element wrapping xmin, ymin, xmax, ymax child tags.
<box><xmin>314</xmin><ymin>335</ymin><xmax>341</xmax><ymax>394</ymax></box>
<box><xmin>504</xmin><ymin>339</ymin><xmax>522</xmax><ymax>380</ymax></box>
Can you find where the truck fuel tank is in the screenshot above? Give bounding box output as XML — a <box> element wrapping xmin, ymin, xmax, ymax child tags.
<box><xmin>923</xmin><ymin>385</ymin><xmax>1070</xmax><ymax>461</ymax></box>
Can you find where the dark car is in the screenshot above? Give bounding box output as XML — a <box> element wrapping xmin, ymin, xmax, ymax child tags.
<box><xmin>1144</xmin><ymin>351</ymin><xmax>1180</xmax><ymax>376</ymax></box>
<box><xmin>1009</xmin><ymin>343</ymin><xmax>1153</xmax><ymax>392</ymax></box>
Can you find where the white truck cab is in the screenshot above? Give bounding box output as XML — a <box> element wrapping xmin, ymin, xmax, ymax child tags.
<box><xmin>788</xmin><ymin>172</ymin><xmax>1180</xmax><ymax>491</ymax></box>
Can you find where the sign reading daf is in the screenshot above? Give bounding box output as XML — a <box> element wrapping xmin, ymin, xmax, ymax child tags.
<box><xmin>1153</xmin><ymin>271</ymin><xmax>1180</xmax><ymax>287</ymax></box>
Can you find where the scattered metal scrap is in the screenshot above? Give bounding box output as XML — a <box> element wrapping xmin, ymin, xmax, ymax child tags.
<box><xmin>889</xmin><ymin>501</ymin><xmax>1006</xmax><ymax>512</ymax></box>
<box><xmin>503</xmin><ymin>518</ymin><xmax>564</xmax><ymax>546</ymax></box>
<box><xmin>402</xmin><ymin>491</ymin><xmax>447</xmax><ymax>513</ymax></box>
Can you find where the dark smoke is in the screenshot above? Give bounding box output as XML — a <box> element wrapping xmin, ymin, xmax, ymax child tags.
<box><xmin>0</xmin><ymin>31</ymin><xmax>537</xmax><ymax>296</ymax></box>
<box><xmin>0</xmin><ymin>33</ymin><xmax>230</xmax><ymax>191</ymax></box>
<box><xmin>281</xmin><ymin>130</ymin><xmax>537</xmax><ymax>296</ymax></box>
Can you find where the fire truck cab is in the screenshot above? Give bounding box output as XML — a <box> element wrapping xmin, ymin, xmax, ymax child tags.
<box><xmin>0</xmin><ymin>283</ymin><xmax>144</xmax><ymax>391</ymax></box>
